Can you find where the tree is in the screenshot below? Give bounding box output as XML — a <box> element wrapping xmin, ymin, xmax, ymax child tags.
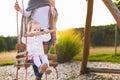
<box><xmin>0</xmin><ymin>36</ymin><xmax>6</xmax><ymax>52</ymax></box>
<box><xmin>4</xmin><ymin>36</ymin><xmax>17</xmax><ymax>51</ymax></box>
<box><xmin>114</xmin><ymin>0</ymin><xmax>120</xmax><ymax>10</ymax></box>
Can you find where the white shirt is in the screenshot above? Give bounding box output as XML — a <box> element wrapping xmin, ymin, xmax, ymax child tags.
<box><xmin>20</xmin><ymin>6</ymin><xmax>50</xmax><ymax>29</ymax></box>
<box><xmin>22</xmin><ymin>33</ymin><xmax>51</xmax><ymax>60</ymax></box>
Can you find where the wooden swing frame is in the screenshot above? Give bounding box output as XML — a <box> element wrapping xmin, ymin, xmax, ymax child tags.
<box><xmin>80</xmin><ymin>0</ymin><xmax>120</xmax><ymax>74</ymax></box>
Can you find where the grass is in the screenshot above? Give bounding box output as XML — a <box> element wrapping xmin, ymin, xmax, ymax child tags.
<box><xmin>73</xmin><ymin>46</ymin><xmax>120</xmax><ymax>63</ymax></box>
<box><xmin>88</xmin><ymin>53</ymin><xmax>120</xmax><ymax>63</ymax></box>
<box><xmin>0</xmin><ymin>51</ymin><xmax>16</xmax><ymax>66</ymax></box>
<box><xmin>67</xmin><ymin>76</ymin><xmax>76</xmax><ymax>80</ymax></box>
<box><xmin>1</xmin><ymin>46</ymin><xmax>120</xmax><ymax>66</ymax></box>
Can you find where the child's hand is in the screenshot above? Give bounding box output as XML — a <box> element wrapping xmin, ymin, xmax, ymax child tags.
<box><xmin>14</xmin><ymin>2</ymin><xmax>21</xmax><ymax>11</ymax></box>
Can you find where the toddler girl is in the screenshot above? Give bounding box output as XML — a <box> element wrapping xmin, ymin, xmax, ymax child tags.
<box><xmin>22</xmin><ymin>20</ymin><xmax>51</xmax><ymax>73</ymax></box>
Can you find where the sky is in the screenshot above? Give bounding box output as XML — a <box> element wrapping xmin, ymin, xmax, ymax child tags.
<box><xmin>0</xmin><ymin>0</ymin><xmax>116</xmax><ymax>36</ymax></box>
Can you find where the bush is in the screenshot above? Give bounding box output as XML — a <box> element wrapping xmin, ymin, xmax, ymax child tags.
<box><xmin>50</xmin><ymin>30</ymin><xmax>82</xmax><ymax>63</ymax></box>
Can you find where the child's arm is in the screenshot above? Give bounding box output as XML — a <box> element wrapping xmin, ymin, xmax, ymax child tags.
<box><xmin>24</xmin><ymin>32</ymin><xmax>42</xmax><ymax>37</ymax></box>
<box><xmin>24</xmin><ymin>32</ymin><xmax>35</xmax><ymax>37</ymax></box>
<box><xmin>33</xmin><ymin>29</ymin><xmax>56</xmax><ymax>35</ymax></box>
<box><xmin>24</xmin><ymin>29</ymin><xmax>56</xmax><ymax>37</ymax></box>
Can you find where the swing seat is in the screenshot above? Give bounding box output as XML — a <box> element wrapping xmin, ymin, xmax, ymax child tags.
<box><xmin>15</xmin><ymin>43</ymin><xmax>58</xmax><ymax>79</ymax></box>
<box><xmin>15</xmin><ymin>43</ymin><xmax>58</xmax><ymax>69</ymax></box>
<box><xmin>15</xmin><ymin>50</ymin><xmax>33</xmax><ymax>68</ymax></box>
<box><xmin>48</xmin><ymin>54</ymin><xmax>58</xmax><ymax>68</ymax></box>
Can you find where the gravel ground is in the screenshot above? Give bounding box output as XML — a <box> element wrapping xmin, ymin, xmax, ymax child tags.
<box><xmin>1</xmin><ymin>61</ymin><xmax>120</xmax><ymax>80</ymax></box>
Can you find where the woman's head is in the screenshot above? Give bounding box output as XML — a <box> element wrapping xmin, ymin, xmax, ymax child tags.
<box><xmin>27</xmin><ymin>20</ymin><xmax>41</xmax><ymax>33</ymax></box>
<box><xmin>50</xmin><ymin>0</ymin><xmax>55</xmax><ymax>7</ymax></box>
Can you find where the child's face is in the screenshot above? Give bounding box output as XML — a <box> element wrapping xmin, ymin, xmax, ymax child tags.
<box><xmin>31</xmin><ymin>23</ymin><xmax>41</xmax><ymax>33</ymax></box>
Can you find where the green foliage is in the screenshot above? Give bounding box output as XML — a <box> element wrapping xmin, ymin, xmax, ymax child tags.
<box><xmin>91</xmin><ymin>24</ymin><xmax>120</xmax><ymax>46</ymax></box>
<box><xmin>0</xmin><ymin>36</ymin><xmax>17</xmax><ymax>52</ymax></box>
<box><xmin>55</xmin><ymin>30</ymin><xmax>82</xmax><ymax>63</ymax></box>
<box><xmin>0</xmin><ymin>61</ymin><xmax>14</xmax><ymax>66</ymax></box>
<box><xmin>0</xmin><ymin>36</ymin><xmax>6</xmax><ymax>52</ymax></box>
<box><xmin>73</xmin><ymin>24</ymin><xmax>120</xmax><ymax>47</ymax></box>
<box><xmin>67</xmin><ymin>76</ymin><xmax>76</xmax><ymax>80</ymax></box>
<box><xmin>114</xmin><ymin>0</ymin><xmax>120</xmax><ymax>10</ymax></box>
<box><xmin>91</xmin><ymin>25</ymin><xmax>115</xmax><ymax>46</ymax></box>
<box><xmin>4</xmin><ymin>36</ymin><xmax>17</xmax><ymax>51</ymax></box>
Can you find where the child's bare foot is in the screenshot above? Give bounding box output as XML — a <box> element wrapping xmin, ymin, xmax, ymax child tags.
<box><xmin>39</xmin><ymin>63</ymin><xmax>48</xmax><ymax>73</ymax></box>
<box><xmin>45</xmin><ymin>69</ymin><xmax>52</xmax><ymax>75</ymax></box>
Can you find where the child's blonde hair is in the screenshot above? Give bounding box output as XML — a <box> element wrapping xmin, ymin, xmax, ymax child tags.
<box><xmin>27</xmin><ymin>20</ymin><xmax>41</xmax><ymax>32</ymax></box>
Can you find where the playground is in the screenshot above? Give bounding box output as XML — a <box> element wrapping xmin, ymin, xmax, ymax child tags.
<box><xmin>1</xmin><ymin>0</ymin><xmax>120</xmax><ymax>80</ymax></box>
<box><xmin>0</xmin><ymin>61</ymin><xmax>120</xmax><ymax>80</ymax></box>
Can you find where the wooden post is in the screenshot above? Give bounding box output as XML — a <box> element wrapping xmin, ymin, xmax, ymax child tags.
<box><xmin>80</xmin><ymin>0</ymin><xmax>94</xmax><ymax>74</ymax></box>
<box><xmin>115</xmin><ymin>25</ymin><xmax>117</xmax><ymax>56</ymax></box>
<box><xmin>102</xmin><ymin>0</ymin><xmax>120</xmax><ymax>28</ymax></box>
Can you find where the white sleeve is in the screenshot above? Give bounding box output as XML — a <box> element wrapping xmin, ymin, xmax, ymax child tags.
<box><xmin>19</xmin><ymin>9</ymin><xmax>31</xmax><ymax>17</ymax></box>
<box><xmin>21</xmin><ymin>37</ymin><xmax>26</xmax><ymax>44</ymax></box>
<box><xmin>42</xmin><ymin>33</ymin><xmax>51</xmax><ymax>42</ymax></box>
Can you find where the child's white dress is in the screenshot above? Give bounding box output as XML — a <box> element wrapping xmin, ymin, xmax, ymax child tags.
<box><xmin>22</xmin><ymin>33</ymin><xmax>51</xmax><ymax>60</ymax></box>
<box><xmin>22</xmin><ymin>33</ymin><xmax>51</xmax><ymax>68</ymax></box>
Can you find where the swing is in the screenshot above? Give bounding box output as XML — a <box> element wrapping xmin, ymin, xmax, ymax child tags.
<box><xmin>14</xmin><ymin>0</ymin><xmax>58</xmax><ymax>80</ymax></box>
<box><xmin>80</xmin><ymin>0</ymin><xmax>120</xmax><ymax>75</ymax></box>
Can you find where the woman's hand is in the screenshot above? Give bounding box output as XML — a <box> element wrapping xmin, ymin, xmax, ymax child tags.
<box><xmin>14</xmin><ymin>2</ymin><xmax>21</xmax><ymax>11</ymax></box>
<box><xmin>44</xmin><ymin>29</ymin><xmax>50</xmax><ymax>34</ymax></box>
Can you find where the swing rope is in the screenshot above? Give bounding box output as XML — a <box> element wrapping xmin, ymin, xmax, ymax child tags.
<box><xmin>50</xmin><ymin>0</ymin><xmax>57</xmax><ymax>55</ymax></box>
<box><xmin>15</xmin><ymin>1</ymin><xmax>28</xmax><ymax>80</ymax></box>
<box><xmin>21</xmin><ymin>0</ymin><xmax>27</xmax><ymax>34</ymax></box>
<box><xmin>16</xmin><ymin>0</ymin><xmax>27</xmax><ymax>45</ymax></box>
<box><xmin>21</xmin><ymin>0</ymin><xmax>27</xmax><ymax>50</ymax></box>
<box><xmin>49</xmin><ymin>0</ymin><xmax>59</xmax><ymax>78</ymax></box>
<box><xmin>52</xmin><ymin>0</ymin><xmax>57</xmax><ymax>57</ymax></box>
<box><xmin>16</xmin><ymin>0</ymin><xmax>19</xmax><ymax>44</ymax></box>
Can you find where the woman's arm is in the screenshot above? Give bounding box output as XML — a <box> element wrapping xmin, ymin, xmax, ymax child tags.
<box><xmin>14</xmin><ymin>2</ymin><xmax>31</xmax><ymax>17</ymax></box>
<box><xmin>44</xmin><ymin>29</ymin><xmax>56</xmax><ymax>34</ymax></box>
<box><xmin>19</xmin><ymin>9</ymin><xmax>31</xmax><ymax>17</ymax></box>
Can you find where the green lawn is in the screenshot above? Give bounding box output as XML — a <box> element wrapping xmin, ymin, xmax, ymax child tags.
<box><xmin>73</xmin><ymin>52</ymin><xmax>120</xmax><ymax>63</ymax></box>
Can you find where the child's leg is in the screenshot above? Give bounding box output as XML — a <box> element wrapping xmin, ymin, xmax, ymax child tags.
<box><xmin>33</xmin><ymin>56</ymin><xmax>42</xmax><ymax>68</ymax></box>
<box><xmin>41</xmin><ymin>55</ymin><xmax>52</xmax><ymax>74</ymax></box>
<box><xmin>33</xmin><ymin>56</ymin><xmax>47</xmax><ymax>74</ymax></box>
<box><xmin>41</xmin><ymin>55</ymin><xmax>49</xmax><ymax>66</ymax></box>
<box><xmin>39</xmin><ymin>55</ymin><xmax>49</xmax><ymax>73</ymax></box>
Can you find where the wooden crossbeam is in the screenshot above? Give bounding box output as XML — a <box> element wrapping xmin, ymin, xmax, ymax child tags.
<box><xmin>87</xmin><ymin>67</ymin><xmax>120</xmax><ymax>74</ymax></box>
<box><xmin>15</xmin><ymin>63</ymin><xmax>32</xmax><ymax>68</ymax></box>
<box><xmin>102</xmin><ymin>0</ymin><xmax>120</xmax><ymax>27</ymax></box>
